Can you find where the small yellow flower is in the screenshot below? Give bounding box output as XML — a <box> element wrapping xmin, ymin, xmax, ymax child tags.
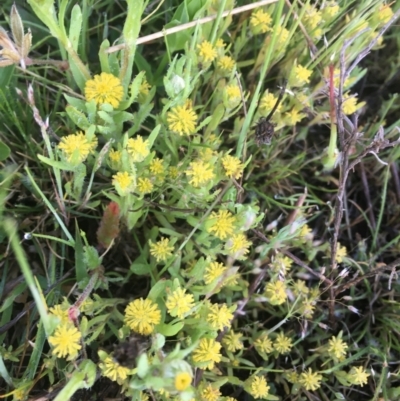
<box><xmin>49</xmin><ymin>304</ymin><xmax>69</xmax><ymax>324</ymax></box>
<box><xmin>108</xmin><ymin>149</ymin><xmax>122</xmax><ymax>170</ymax></box>
<box><xmin>347</xmin><ymin>366</ymin><xmax>370</xmax><ymax>387</ymax></box>
<box><xmin>285</xmin><ymin>370</ymin><xmax>299</xmax><ymax>384</ymax></box>
<box><xmin>137</xmin><ymin>177</ymin><xmax>153</xmax><ymax>194</ymax></box>
<box><xmin>259</xmin><ymin>92</ymin><xmax>282</xmax><ymax>115</ymax></box>
<box><xmin>217</xmin><ymin>56</ymin><xmax>235</xmax><ymax>74</ymax></box>
<box><xmin>254</xmin><ymin>333</ymin><xmax>273</xmax><ymax>354</ymax></box>
<box><xmin>377</xmin><ymin>4</ymin><xmax>393</xmax><ymax>25</ymax></box>
<box><xmin>58</xmin><ymin>131</ymin><xmax>97</xmax><ymax>165</ymax></box>
<box><xmin>206</xmin><ymin>303</ymin><xmax>234</xmax><ymax>331</ymax></box>
<box><xmin>285</xmin><ymin>108</ymin><xmax>305</xmax><ymax>125</ymax></box>
<box><xmin>175</xmin><ymin>371</ymin><xmax>192</xmax><ymax>391</ymax></box>
<box><xmin>192</xmin><ymin>338</ymin><xmax>222</xmax><ymax>370</ymax></box>
<box><xmin>197</xmin><ymin>40</ymin><xmax>217</xmax><ymax>63</ymax></box>
<box><xmin>294</xmin><ymin>64</ymin><xmax>312</xmax><ymax>85</ymax></box>
<box><xmin>201</xmin><ymin>384</ymin><xmax>221</xmax><ymax>401</ymax></box>
<box><xmin>225</xmin><ymin>84</ymin><xmax>241</xmax><ymax>108</ymax></box>
<box><xmin>48</xmin><ymin>324</ymin><xmax>81</xmax><ymax>359</ymax></box>
<box><xmin>169</xmin><ymin>166</ymin><xmax>180</xmax><ymax>179</ymax></box>
<box><xmin>304</xmin><ymin>7</ymin><xmax>322</xmax><ymax>30</ymax></box>
<box><xmin>84</xmin><ymin>72</ymin><xmax>124</xmax><ymax>108</ymax></box>
<box><xmin>342</xmin><ymin>95</ymin><xmax>358</xmax><ymax>115</ymax></box>
<box><xmin>298</xmin><ymin>368</ymin><xmax>323</xmax><ymax>391</ymax></box>
<box><xmin>222</xmin><ymin>331</ymin><xmax>243</xmax><ymax>352</ymax></box>
<box><xmin>265</xmin><ymin>280</ymin><xmax>287</xmax><ymax>305</ymax></box>
<box><xmin>250</xmin><ymin>9</ymin><xmax>272</xmax><ymax>34</ymax></box>
<box><xmin>100</xmin><ymin>356</ymin><xmax>131</xmax><ymax>384</ymax></box>
<box><xmin>292</xmin><ymin>279</ymin><xmax>309</xmax><ymax>297</ymax></box>
<box><xmin>215</xmin><ymin>39</ymin><xmax>225</xmax><ymax>49</ymax></box>
<box><xmin>274</xmin><ymin>332</ymin><xmax>293</xmax><ymax>354</ymax></box>
<box><xmin>204</xmin><ymin>261</ymin><xmax>227</xmax><ymax>284</ymax></box>
<box><xmin>127</xmin><ymin>136</ymin><xmax>150</xmax><ymax>162</ymax></box>
<box><xmin>112</xmin><ymin>171</ymin><xmax>136</xmax><ymax>196</ymax></box>
<box><xmin>275</xmin><ymin>26</ymin><xmax>289</xmax><ymax>47</ymax></box>
<box><xmin>299</xmin><ymin>298</ymin><xmax>315</xmax><ymax>319</ymax></box>
<box><xmin>166</xmin><ymin>287</ymin><xmax>195</xmax><ymax>318</ymax></box>
<box><xmin>186</xmin><ymin>160</ymin><xmax>215</xmax><ymax>187</ymax></box>
<box><xmin>149</xmin><ymin>237</ymin><xmax>174</xmax><ymax>262</ymax></box>
<box><xmin>249</xmin><ymin>376</ymin><xmax>270</xmax><ymax>399</ymax></box>
<box><xmin>139</xmin><ymin>79</ymin><xmax>151</xmax><ymax>96</ymax></box>
<box><xmin>149</xmin><ymin>158</ymin><xmax>165</xmax><ymax>176</ymax></box>
<box><xmin>167</xmin><ymin>102</ymin><xmax>198</xmax><ymax>136</ymax></box>
<box><xmin>222</xmin><ymin>155</ymin><xmax>244</xmax><ymax>179</ymax></box>
<box><xmin>225</xmin><ymin>233</ymin><xmax>251</xmax><ymax>259</ymax></box>
<box><xmin>328</xmin><ymin>335</ymin><xmax>348</xmax><ymax>360</ymax></box>
<box><xmin>199</xmin><ymin>147</ymin><xmax>215</xmax><ymax>161</ymax></box>
<box><xmin>124</xmin><ymin>298</ymin><xmax>161</xmax><ymax>335</ymax></box>
<box><xmin>271</xmin><ymin>254</ymin><xmax>293</xmax><ymax>274</ymax></box>
<box><xmin>335</xmin><ymin>243</ymin><xmax>347</xmax><ymax>263</ymax></box>
<box><xmin>322</xmin><ymin>2</ymin><xmax>340</xmax><ymax>20</ymax></box>
<box><xmin>207</xmin><ymin>210</ymin><xmax>236</xmax><ymax>240</ymax></box>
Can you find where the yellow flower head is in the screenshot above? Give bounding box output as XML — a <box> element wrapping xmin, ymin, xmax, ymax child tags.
<box><xmin>271</xmin><ymin>254</ymin><xmax>293</xmax><ymax>274</ymax></box>
<box><xmin>108</xmin><ymin>149</ymin><xmax>122</xmax><ymax>170</ymax></box>
<box><xmin>149</xmin><ymin>237</ymin><xmax>174</xmax><ymax>262</ymax></box>
<box><xmin>249</xmin><ymin>376</ymin><xmax>270</xmax><ymax>399</ymax></box>
<box><xmin>222</xmin><ymin>331</ymin><xmax>243</xmax><ymax>352</ymax></box>
<box><xmin>274</xmin><ymin>332</ymin><xmax>293</xmax><ymax>354</ymax></box>
<box><xmin>166</xmin><ymin>287</ymin><xmax>195</xmax><ymax>318</ymax></box>
<box><xmin>335</xmin><ymin>243</ymin><xmax>348</xmax><ymax>263</ymax></box>
<box><xmin>254</xmin><ymin>333</ymin><xmax>273</xmax><ymax>354</ymax></box>
<box><xmin>48</xmin><ymin>324</ymin><xmax>81</xmax><ymax>359</ymax></box>
<box><xmin>197</xmin><ymin>40</ymin><xmax>217</xmax><ymax>64</ymax></box>
<box><xmin>49</xmin><ymin>304</ymin><xmax>69</xmax><ymax>324</ymax></box>
<box><xmin>347</xmin><ymin>366</ymin><xmax>370</xmax><ymax>387</ymax></box>
<box><xmin>100</xmin><ymin>356</ymin><xmax>132</xmax><ymax>384</ymax></box>
<box><xmin>377</xmin><ymin>4</ymin><xmax>393</xmax><ymax>25</ymax></box>
<box><xmin>206</xmin><ymin>302</ymin><xmax>234</xmax><ymax>331</ymax></box>
<box><xmin>207</xmin><ymin>210</ymin><xmax>236</xmax><ymax>240</ymax></box>
<box><xmin>201</xmin><ymin>384</ymin><xmax>221</xmax><ymax>401</ymax></box>
<box><xmin>149</xmin><ymin>158</ymin><xmax>165</xmax><ymax>176</ymax></box>
<box><xmin>112</xmin><ymin>171</ymin><xmax>136</xmax><ymax>196</ymax></box>
<box><xmin>250</xmin><ymin>9</ymin><xmax>272</xmax><ymax>34</ymax></box>
<box><xmin>139</xmin><ymin>79</ymin><xmax>151</xmax><ymax>96</ymax></box>
<box><xmin>217</xmin><ymin>56</ymin><xmax>235</xmax><ymax>75</ymax></box>
<box><xmin>327</xmin><ymin>335</ymin><xmax>348</xmax><ymax>360</ymax></box>
<box><xmin>127</xmin><ymin>135</ymin><xmax>150</xmax><ymax>162</ymax></box>
<box><xmin>276</xmin><ymin>26</ymin><xmax>289</xmax><ymax>47</ymax></box>
<box><xmin>58</xmin><ymin>131</ymin><xmax>97</xmax><ymax>165</ymax></box>
<box><xmin>124</xmin><ymin>298</ymin><xmax>161</xmax><ymax>335</ymax></box>
<box><xmin>259</xmin><ymin>92</ymin><xmax>282</xmax><ymax>115</ymax></box>
<box><xmin>225</xmin><ymin>233</ymin><xmax>251</xmax><ymax>259</ymax></box>
<box><xmin>222</xmin><ymin>155</ymin><xmax>244</xmax><ymax>179</ymax></box>
<box><xmin>285</xmin><ymin>108</ymin><xmax>305</xmax><ymax>126</ymax></box>
<box><xmin>298</xmin><ymin>368</ymin><xmax>323</xmax><ymax>391</ymax></box>
<box><xmin>342</xmin><ymin>95</ymin><xmax>358</xmax><ymax>115</ymax></box>
<box><xmin>167</xmin><ymin>102</ymin><xmax>198</xmax><ymax>136</ymax></box>
<box><xmin>304</xmin><ymin>6</ymin><xmax>323</xmax><ymax>30</ymax></box>
<box><xmin>204</xmin><ymin>261</ymin><xmax>227</xmax><ymax>284</ymax></box>
<box><xmin>84</xmin><ymin>72</ymin><xmax>124</xmax><ymax>108</ymax></box>
<box><xmin>225</xmin><ymin>84</ymin><xmax>241</xmax><ymax>108</ymax></box>
<box><xmin>186</xmin><ymin>160</ymin><xmax>215</xmax><ymax>187</ymax></box>
<box><xmin>294</xmin><ymin>64</ymin><xmax>312</xmax><ymax>85</ymax></box>
<box><xmin>192</xmin><ymin>338</ymin><xmax>222</xmax><ymax>370</ymax></box>
<box><xmin>174</xmin><ymin>371</ymin><xmax>192</xmax><ymax>392</ymax></box>
<box><xmin>265</xmin><ymin>280</ymin><xmax>287</xmax><ymax>305</ymax></box>
<box><xmin>137</xmin><ymin>177</ymin><xmax>153</xmax><ymax>194</ymax></box>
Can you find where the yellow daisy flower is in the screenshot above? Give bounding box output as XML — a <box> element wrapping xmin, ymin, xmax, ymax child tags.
<box><xmin>149</xmin><ymin>237</ymin><xmax>174</xmax><ymax>262</ymax></box>
<box><xmin>167</xmin><ymin>101</ymin><xmax>198</xmax><ymax>136</ymax></box>
<box><xmin>84</xmin><ymin>72</ymin><xmax>124</xmax><ymax>108</ymax></box>
<box><xmin>58</xmin><ymin>131</ymin><xmax>97</xmax><ymax>165</ymax></box>
<box><xmin>48</xmin><ymin>324</ymin><xmax>81</xmax><ymax>359</ymax></box>
<box><xmin>124</xmin><ymin>298</ymin><xmax>161</xmax><ymax>335</ymax></box>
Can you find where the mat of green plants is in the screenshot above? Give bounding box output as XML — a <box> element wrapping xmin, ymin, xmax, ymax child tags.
<box><xmin>1</xmin><ymin>0</ymin><xmax>400</xmax><ymax>400</ymax></box>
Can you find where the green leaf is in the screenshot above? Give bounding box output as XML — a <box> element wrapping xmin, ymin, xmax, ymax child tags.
<box><xmin>157</xmin><ymin>322</ymin><xmax>184</xmax><ymax>337</ymax></box>
<box><xmin>69</xmin><ymin>5</ymin><xmax>82</xmax><ymax>52</ymax></box>
<box><xmin>0</xmin><ymin>141</ymin><xmax>11</xmax><ymax>161</ymax></box>
<box><xmin>148</xmin><ymin>279</ymin><xmax>167</xmax><ymax>300</ymax></box>
<box><xmin>37</xmin><ymin>155</ymin><xmax>75</xmax><ymax>171</ymax></box>
<box><xmin>99</xmin><ymin>39</ymin><xmax>111</xmax><ymax>73</ymax></box>
<box><xmin>64</xmin><ymin>94</ymin><xmax>86</xmax><ymax>111</ymax></box>
<box><xmin>65</xmin><ymin>105</ymin><xmax>90</xmax><ymax>130</ymax></box>
<box><xmin>75</xmin><ymin>223</ymin><xmax>88</xmax><ymax>282</ymax></box>
<box><xmin>136</xmin><ymin>353</ymin><xmax>149</xmax><ymax>378</ymax></box>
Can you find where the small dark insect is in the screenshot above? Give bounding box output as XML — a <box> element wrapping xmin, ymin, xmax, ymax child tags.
<box><xmin>255</xmin><ymin>80</ymin><xmax>287</xmax><ymax>146</ymax></box>
<box><xmin>112</xmin><ymin>334</ymin><xmax>149</xmax><ymax>368</ymax></box>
